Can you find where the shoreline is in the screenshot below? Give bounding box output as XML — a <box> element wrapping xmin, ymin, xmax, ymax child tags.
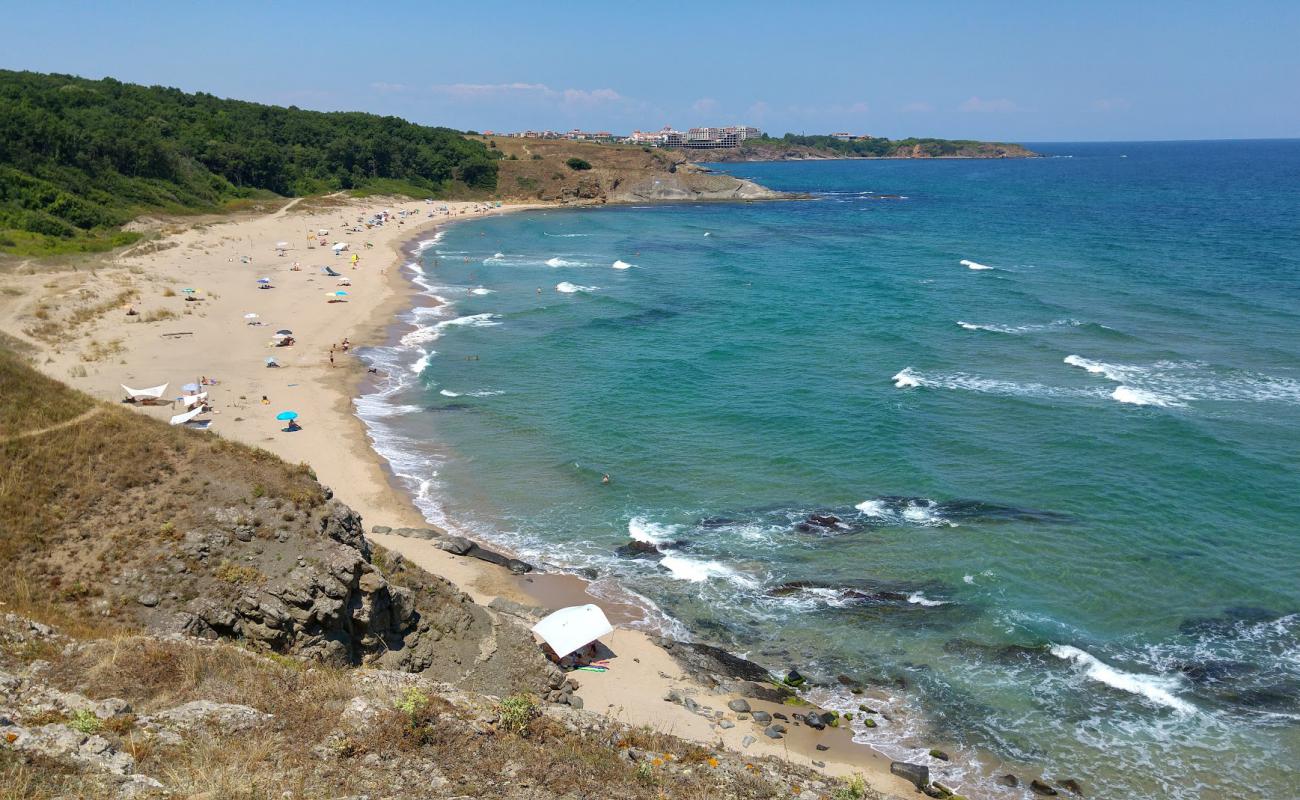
<box><xmin>0</xmin><ymin>195</ymin><xmax>915</xmax><ymax>799</ymax></box>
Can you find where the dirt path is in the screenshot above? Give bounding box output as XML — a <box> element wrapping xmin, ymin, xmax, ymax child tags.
<box><xmin>1</xmin><ymin>407</ymin><xmax>102</xmax><ymax>443</ymax></box>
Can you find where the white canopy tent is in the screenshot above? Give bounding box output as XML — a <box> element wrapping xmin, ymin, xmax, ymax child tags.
<box><xmin>169</xmin><ymin>406</ymin><xmax>204</xmax><ymax>426</ymax></box>
<box><xmin>274</xmin><ymin>241</ymin><xmax>290</xmax><ymax>250</ymax></box>
<box><xmin>530</xmin><ymin>604</ymin><xmax>613</xmax><ymax>659</ymax></box>
<box><xmin>122</xmin><ymin>383</ymin><xmax>168</xmax><ymax>400</ymax></box>
<box><xmin>332</xmin><ymin>242</ymin><xmax>349</xmax><ymax>253</ymax></box>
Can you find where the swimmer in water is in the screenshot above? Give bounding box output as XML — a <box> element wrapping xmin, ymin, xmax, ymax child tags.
<box><xmin>601</xmin><ymin>473</ymin><xmax>611</xmax><ymax>485</ymax></box>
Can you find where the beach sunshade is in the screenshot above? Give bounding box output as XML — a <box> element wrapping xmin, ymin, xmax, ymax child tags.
<box><xmin>181</xmin><ymin>392</ymin><xmax>207</xmax><ymax>408</ymax></box>
<box><xmin>182</xmin><ymin>288</ymin><xmax>196</xmax><ymax>294</ymax></box>
<box><xmin>531</xmin><ymin>604</ymin><xmax>613</xmax><ymax>659</ymax></box>
<box><xmin>333</xmin><ymin>290</ymin><xmax>349</xmax><ymax>296</ymax></box>
<box><xmin>121</xmin><ymin>383</ymin><xmax>168</xmax><ymax>400</ymax></box>
<box><xmin>275</xmin><ymin>329</ymin><xmax>293</xmax><ymax>336</ymax></box>
<box><xmin>265</xmin><ymin>357</ymin><xmax>280</xmax><ymax>366</ymax></box>
<box><xmin>244</xmin><ymin>313</ymin><xmax>259</xmax><ymax>319</ymax></box>
<box><xmin>275</xmin><ymin>411</ymin><xmax>298</xmax><ymax>421</ymax></box>
<box><xmin>181</xmin><ymin>382</ymin><xmax>200</xmax><ymax>393</ymax></box>
<box><xmin>169</xmin><ymin>406</ymin><xmax>204</xmax><ymax>426</ymax></box>
<box><xmin>257</xmin><ymin>277</ymin><xmax>271</xmax><ymax>284</ymax></box>
<box><xmin>275</xmin><ymin>241</ymin><xmax>290</xmax><ymax>249</ymax></box>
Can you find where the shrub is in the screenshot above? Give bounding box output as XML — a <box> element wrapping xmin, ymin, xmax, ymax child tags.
<box><xmin>497</xmin><ymin>693</ymin><xmax>539</xmax><ymax>735</ymax></box>
<box><xmin>69</xmin><ymin>709</ymin><xmax>101</xmax><ymax>734</ymax></box>
<box><xmin>531</xmin><ymin>154</ymin><xmax>543</xmax><ymax>161</ymax></box>
<box><xmin>565</xmin><ymin>158</ymin><xmax>592</xmax><ymax>171</ymax></box>
<box><xmin>395</xmin><ymin>687</ymin><xmax>430</xmax><ymax>718</ymax></box>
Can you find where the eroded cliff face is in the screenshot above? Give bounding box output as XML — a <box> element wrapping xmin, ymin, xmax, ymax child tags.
<box><xmin>606</xmin><ymin>167</ymin><xmax>781</xmax><ymax>203</ymax></box>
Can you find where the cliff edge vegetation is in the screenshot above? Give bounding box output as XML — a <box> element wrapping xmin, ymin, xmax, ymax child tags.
<box><xmin>0</xmin><ymin>70</ymin><xmax>499</xmax><ymax>256</ymax></box>
<box><xmin>684</xmin><ymin>134</ymin><xmax>1036</xmax><ymax>162</ymax></box>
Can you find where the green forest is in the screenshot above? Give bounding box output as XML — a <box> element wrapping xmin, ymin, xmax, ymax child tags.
<box><xmin>0</xmin><ymin>70</ymin><xmax>499</xmax><ymax>254</ymax></box>
<box><xmin>750</xmin><ymin>133</ymin><xmax>1029</xmax><ymax>158</ymax></box>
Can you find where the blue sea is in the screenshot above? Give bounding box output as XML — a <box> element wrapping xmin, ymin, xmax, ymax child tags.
<box><xmin>358</xmin><ymin>140</ymin><xmax>1300</xmax><ymax>799</ymax></box>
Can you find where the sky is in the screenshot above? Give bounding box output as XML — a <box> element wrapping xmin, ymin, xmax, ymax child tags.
<box><xmin>2</xmin><ymin>0</ymin><xmax>1298</xmax><ymax>142</ymax></box>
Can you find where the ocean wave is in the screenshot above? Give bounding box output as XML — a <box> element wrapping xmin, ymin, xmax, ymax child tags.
<box><xmin>906</xmin><ymin>592</ymin><xmax>950</xmax><ymax>607</ymax></box>
<box><xmin>544</xmin><ymin>232</ymin><xmax>592</xmax><ymax>237</ymax></box>
<box><xmin>470</xmin><ymin>287</ymin><xmax>494</xmax><ymax>295</ymax></box>
<box><xmin>439</xmin><ymin>389</ymin><xmax>460</xmax><ymax>397</ymax></box>
<box><xmin>855</xmin><ymin>497</ymin><xmax>957</xmax><ymax>527</ymax></box>
<box><xmin>658</xmin><ymin>553</ymin><xmax>756</xmax><ymax>587</ymax></box>
<box><xmin>556</xmin><ymin>282</ymin><xmax>598</xmax><ymax>293</ymax></box>
<box><xmin>1050</xmin><ymin>644</ymin><xmax>1197</xmax><ymax>714</ymax></box>
<box><xmin>400</xmin><ymin>312</ymin><xmax>500</xmax><ymax>348</ymax></box>
<box><xmin>409</xmin><ymin>232</ymin><xmax>444</xmax><ymax>255</ymax></box>
<box><xmin>546</xmin><ymin>257</ymin><xmax>588</xmax><ymax>267</ymax></box>
<box><xmin>410</xmin><ymin>351</ymin><xmax>434</xmax><ymax>374</ymax></box>
<box><xmin>629</xmin><ymin>517</ymin><xmax>680</xmax><ymax>545</ymax></box>
<box><xmin>892</xmin><ymin>367</ymin><xmax>1094</xmax><ymax>401</ymax></box>
<box><xmin>958</xmin><ymin>318</ymin><xmax>1085</xmax><ymax>335</ymax></box>
<box><xmin>612</xmin><ymin>260</ymin><xmax>633</xmax><ymax>270</ymax></box>
<box><xmin>1111</xmin><ymin>386</ymin><xmax>1184</xmax><ymax>407</ymax></box>
<box><xmin>960</xmin><ymin>259</ymin><xmax>994</xmax><ymax>270</ymax></box>
<box><xmin>892</xmin><ymin>368</ymin><xmax>921</xmax><ymax>388</ymax></box>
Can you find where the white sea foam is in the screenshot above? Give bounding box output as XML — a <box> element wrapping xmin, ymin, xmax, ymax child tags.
<box><xmin>963</xmin><ymin>574</ymin><xmax>975</xmax><ymax>584</ymax></box>
<box><xmin>544</xmin><ymin>232</ymin><xmax>591</xmax><ymax>237</ymax></box>
<box><xmin>703</xmin><ymin>232</ymin><xmax>711</xmax><ymax>236</ymax></box>
<box><xmin>439</xmin><ymin>389</ymin><xmax>460</xmax><ymax>397</ymax></box>
<box><xmin>659</xmin><ymin>553</ymin><xmax>754</xmax><ymax>586</ymax></box>
<box><xmin>907</xmin><ymin>592</ymin><xmax>949</xmax><ymax>607</ymax></box>
<box><xmin>556</xmin><ymin>282</ymin><xmax>598</xmax><ymax>293</ymax></box>
<box><xmin>855</xmin><ymin>500</ymin><xmax>888</xmax><ymax>517</ymax></box>
<box><xmin>628</xmin><ymin>517</ymin><xmax>678</xmax><ymax>545</ymax></box>
<box><xmin>892</xmin><ymin>368</ymin><xmax>921</xmax><ymax>388</ymax></box>
<box><xmin>612</xmin><ymin>260</ymin><xmax>633</xmax><ymax>270</ymax></box>
<box><xmin>470</xmin><ymin>287</ymin><xmax>494</xmax><ymax>295</ymax></box>
<box><xmin>410</xmin><ymin>233</ymin><xmax>444</xmax><ymax>255</ymax></box>
<box><xmin>960</xmin><ymin>259</ymin><xmax>993</xmax><ymax>270</ymax></box>
<box><xmin>1111</xmin><ymin>386</ymin><xmax>1183</xmax><ymax>407</ymax></box>
<box><xmin>1050</xmin><ymin>645</ymin><xmax>1196</xmax><ymax>714</ymax></box>
<box><xmin>959</xmin><ymin>319</ymin><xmax>1084</xmax><ymax>335</ymax></box>
<box><xmin>467</xmin><ymin>389</ymin><xmax>504</xmax><ymax>397</ymax></box>
<box><xmin>410</xmin><ymin>351</ymin><xmax>434</xmax><ymax>374</ymax></box>
<box><xmin>546</xmin><ymin>257</ymin><xmax>588</xmax><ymax>267</ymax></box>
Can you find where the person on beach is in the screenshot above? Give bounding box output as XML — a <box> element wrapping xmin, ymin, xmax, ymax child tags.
<box><xmin>286</xmin><ymin>419</ymin><xmax>301</xmax><ymax>432</ymax></box>
<box><xmin>261</xmin><ymin>395</ymin><xmax>269</xmax><ymax>405</ymax></box>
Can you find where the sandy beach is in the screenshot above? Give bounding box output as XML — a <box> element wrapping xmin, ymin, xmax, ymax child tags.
<box><xmin>0</xmin><ymin>196</ymin><xmax>916</xmax><ymax>798</ymax></box>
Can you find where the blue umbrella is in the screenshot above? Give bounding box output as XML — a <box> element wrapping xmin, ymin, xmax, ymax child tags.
<box><xmin>181</xmin><ymin>383</ymin><xmax>200</xmax><ymax>393</ymax></box>
<box><xmin>275</xmin><ymin>411</ymin><xmax>298</xmax><ymax>421</ymax></box>
<box><xmin>257</xmin><ymin>277</ymin><xmax>271</xmax><ymax>284</ymax></box>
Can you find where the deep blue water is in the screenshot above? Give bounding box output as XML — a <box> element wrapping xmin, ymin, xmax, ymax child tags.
<box><xmin>359</xmin><ymin>141</ymin><xmax>1300</xmax><ymax>799</ymax></box>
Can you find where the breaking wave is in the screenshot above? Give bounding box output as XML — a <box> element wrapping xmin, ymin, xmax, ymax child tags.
<box><xmin>1050</xmin><ymin>645</ymin><xmax>1197</xmax><ymax>714</ymax></box>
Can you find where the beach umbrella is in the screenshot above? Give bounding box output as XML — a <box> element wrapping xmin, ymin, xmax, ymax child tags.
<box><xmin>265</xmin><ymin>357</ymin><xmax>279</xmax><ymax>367</ymax></box>
<box><xmin>531</xmin><ymin>604</ymin><xmax>613</xmax><ymax>659</ymax></box>
<box><xmin>275</xmin><ymin>329</ymin><xmax>292</xmax><ymax>336</ymax></box>
<box><xmin>181</xmin><ymin>382</ymin><xmax>200</xmax><ymax>393</ymax></box>
<box><xmin>257</xmin><ymin>277</ymin><xmax>271</xmax><ymax>284</ymax></box>
<box><xmin>275</xmin><ymin>411</ymin><xmax>298</xmax><ymax>421</ymax></box>
<box><xmin>243</xmin><ymin>312</ymin><xmax>259</xmax><ymax>319</ymax></box>
<box><xmin>275</xmin><ymin>241</ymin><xmax>289</xmax><ymax>249</ymax></box>
<box><xmin>182</xmin><ymin>288</ymin><xmax>196</xmax><ymax>294</ymax></box>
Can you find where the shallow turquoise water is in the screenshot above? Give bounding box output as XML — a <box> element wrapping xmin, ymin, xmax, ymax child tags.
<box><xmin>360</xmin><ymin>141</ymin><xmax>1300</xmax><ymax>798</ymax></box>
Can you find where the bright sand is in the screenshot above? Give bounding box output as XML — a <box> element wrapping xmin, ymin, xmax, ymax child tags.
<box><xmin>0</xmin><ymin>196</ymin><xmax>914</xmax><ymax>798</ymax></box>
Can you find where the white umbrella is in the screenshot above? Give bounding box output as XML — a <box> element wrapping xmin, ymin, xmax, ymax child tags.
<box><xmin>275</xmin><ymin>241</ymin><xmax>290</xmax><ymax>250</ymax></box>
<box><xmin>244</xmin><ymin>312</ymin><xmax>259</xmax><ymax>319</ymax></box>
<box><xmin>332</xmin><ymin>242</ymin><xmax>348</xmax><ymax>252</ymax></box>
<box><xmin>531</xmin><ymin>604</ymin><xmax>613</xmax><ymax>659</ymax></box>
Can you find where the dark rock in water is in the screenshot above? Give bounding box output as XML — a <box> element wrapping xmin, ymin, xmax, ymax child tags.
<box><xmin>1175</xmin><ymin>659</ymin><xmax>1258</xmax><ymax>685</ymax></box>
<box><xmin>615</xmin><ymin>539</ymin><xmax>663</xmax><ymax>560</ymax></box>
<box><xmin>751</xmin><ymin>710</ymin><xmax>772</xmax><ymax>723</ymax></box>
<box><xmin>996</xmin><ymin>774</ymin><xmax>1019</xmax><ymax>788</ymax></box>
<box><xmin>943</xmin><ymin>637</ymin><xmax>1052</xmax><ymax>666</ymax></box>
<box><xmin>783</xmin><ymin>668</ymin><xmax>806</xmax><ymax>687</ymax></box>
<box><xmin>795</xmin><ymin>513</ymin><xmax>847</xmax><ymax>534</ymax></box>
<box><xmin>1060</xmin><ymin>778</ymin><xmax>1083</xmax><ymax>795</ymax></box>
<box><xmin>425</xmin><ymin>402</ymin><xmax>473</xmax><ymax>412</ymax></box>
<box><xmin>928</xmin><ymin>749</ymin><xmax>950</xmax><ymax>761</ymax></box>
<box><xmin>651</xmin><ymin>638</ymin><xmax>774</xmax><ymax>685</ymax></box>
<box><xmin>768</xmin><ymin>580</ymin><xmax>928</xmax><ymax>608</ymax></box>
<box><xmin>1030</xmin><ymin>778</ymin><xmax>1059</xmax><ymax>796</ymax></box>
<box><xmin>1179</xmin><ymin>606</ymin><xmax>1280</xmax><ymax>636</ymax></box>
<box><xmin>576</xmin><ymin>567</ymin><xmax>599</xmax><ymax>580</ymax></box>
<box><xmin>697</xmin><ymin>516</ymin><xmax>737</xmax><ymax>529</ymax></box>
<box><xmin>889</xmin><ymin>761</ymin><xmax>929</xmax><ymax>790</ymax></box>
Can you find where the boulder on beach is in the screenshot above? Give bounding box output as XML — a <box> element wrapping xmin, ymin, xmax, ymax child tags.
<box><xmin>889</xmin><ymin>761</ymin><xmax>929</xmax><ymax>790</ymax></box>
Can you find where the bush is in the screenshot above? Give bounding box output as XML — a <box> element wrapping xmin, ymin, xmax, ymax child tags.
<box><xmin>69</xmin><ymin>709</ymin><xmax>101</xmax><ymax>734</ymax></box>
<box><xmin>565</xmin><ymin>158</ymin><xmax>592</xmax><ymax>171</ymax></box>
<box><xmin>498</xmin><ymin>693</ymin><xmax>539</xmax><ymax>735</ymax></box>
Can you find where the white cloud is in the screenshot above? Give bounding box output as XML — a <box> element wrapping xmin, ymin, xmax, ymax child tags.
<box><xmin>1090</xmin><ymin>98</ymin><xmax>1131</xmax><ymax>112</ymax></box>
<box><xmin>958</xmin><ymin>96</ymin><xmax>1023</xmax><ymax>113</ymax></box>
<box><xmin>901</xmin><ymin>101</ymin><xmax>934</xmax><ymax>113</ymax></box>
<box><xmin>430</xmin><ymin>82</ymin><xmax>623</xmax><ymax>107</ymax></box>
<box><xmin>692</xmin><ymin>97</ymin><xmax>718</xmax><ymax>113</ymax></box>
